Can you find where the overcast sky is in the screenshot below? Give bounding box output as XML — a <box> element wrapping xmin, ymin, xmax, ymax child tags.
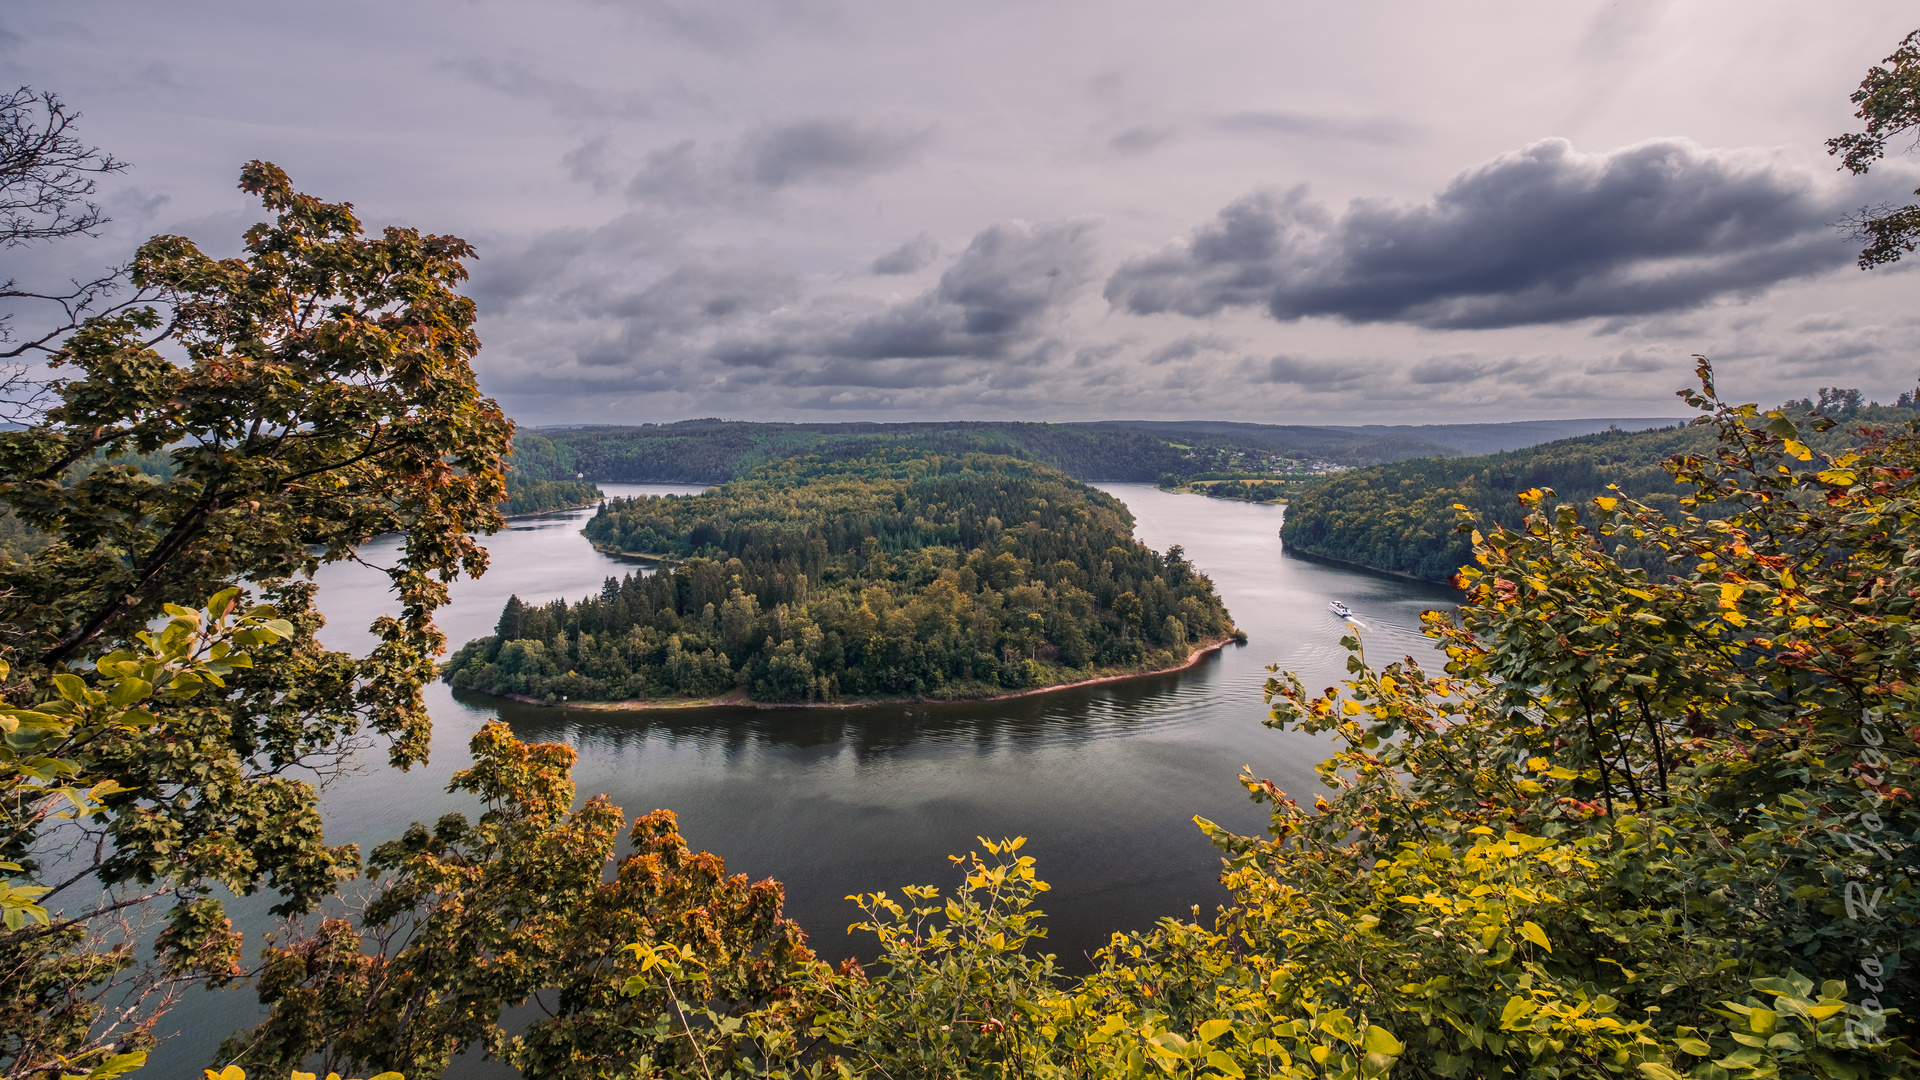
<box><xmin>6</xmin><ymin>1</ymin><xmax>1918</xmax><ymax>425</ymax></box>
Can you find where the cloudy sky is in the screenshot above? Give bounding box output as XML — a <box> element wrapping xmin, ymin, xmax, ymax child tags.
<box><xmin>6</xmin><ymin>1</ymin><xmax>1918</xmax><ymax>424</ymax></box>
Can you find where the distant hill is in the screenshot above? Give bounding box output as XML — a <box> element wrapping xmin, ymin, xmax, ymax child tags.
<box><xmin>1101</xmin><ymin>418</ymin><xmax>1685</xmax><ymax>457</ymax></box>
<box><xmin>1324</xmin><ymin>418</ymin><xmax>1689</xmax><ymax>456</ymax></box>
<box><xmin>526</xmin><ymin>417</ymin><xmax>1692</xmax><ymax>486</ymax></box>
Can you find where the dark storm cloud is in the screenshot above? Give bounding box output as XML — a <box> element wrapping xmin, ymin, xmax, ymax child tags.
<box><xmin>464</xmin><ymin>212</ymin><xmax>678</xmax><ymax>309</ymax></box>
<box><xmin>831</xmin><ymin>219</ymin><xmax>1099</xmax><ymax>361</ymax></box>
<box><xmin>1248</xmin><ymin>353</ymin><xmax>1365</xmax><ymax>386</ymax></box>
<box><xmin>1213</xmin><ymin>110</ymin><xmax>1413</xmax><ymax>144</ymax></box>
<box><xmin>443</xmin><ymin>57</ymin><xmax>654</xmax><ymax>121</ymax></box>
<box><xmin>562</xmin><ymin>136</ymin><xmax>618</xmax><ymax>193</ymax></box>
<box><xmin>593</xmin><ymin>0</ymin><xmax>843</xmax><ymax>54</ymax></box>
<box><xmin>1408</xmin><ymin>354</ymin><xmax>1533</xmax><ymax>384</ymax></box>
<box><xmin>870</xmin><ymin>233</ymin><xmax>938</xmax><ymax>275</ymax></box>
<box><xmin>588</xmin><ymin>254</ymin><xmax>799</xmax><ymax>331</ymax></box>
<box><xmin>740</xmin><ymin>118</ymin><xmax>930</xmax><ymax>186</ymax></box>
<box><xmin>694</xmin><ymin>218</ymin><xmax>1099</xmax><ymax>374</ymax></box>
<box><xmin>1109</xmin><ymin>124</ymin><xmax>1178</xmax><ymax>155</ymax></box>
<box><xmin>466</xmin><ymin>227</ymin><xmax>592</xmax><ymax>306</ymax></box>
<box><xmin>1584</xmin><ymin>346</ymin><xmax>1679</xmax><ymax>375</ymax></box>
<box><xmin>1106</xmin><ymin>137</ymin><xmax>1862</xmax><ymax>330</ymax></box>
<box><xmin>626</xmin><ymin>117</ymin><xmax>931</xmax><ymax>205</ymax></box>
<box><xmin>528</xmin><ymin>251</ymin><xmax>801</xmax><ymax>368</ymax></box>
<box><xmin>1144</xmin><ymin>332</ymin><xmax>1234</xmax><ymax>364</ymax></box>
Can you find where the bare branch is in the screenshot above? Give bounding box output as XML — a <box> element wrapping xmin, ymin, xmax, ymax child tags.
<box><xmin>0</xmin><ymin>87</ymin><xmax>128</xmax><ymax>247</ymax></box>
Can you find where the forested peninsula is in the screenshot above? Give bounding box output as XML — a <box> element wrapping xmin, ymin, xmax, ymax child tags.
<box><xmin>444</xmin><ymin>448</ymin><xmax>1239</xmax><ymax>705</ymax></box>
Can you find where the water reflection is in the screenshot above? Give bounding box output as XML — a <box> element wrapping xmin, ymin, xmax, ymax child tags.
<box><xmin>157</xmin><ymin>481</ymin><xmax>1459</xmax><ymax>1073</ymax></box>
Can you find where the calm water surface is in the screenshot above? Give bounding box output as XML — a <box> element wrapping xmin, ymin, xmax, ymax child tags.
<box><xmin>158</xmin><ymin>483</ymin><xmax>1455</xmax><ymax>1076</ymax></box>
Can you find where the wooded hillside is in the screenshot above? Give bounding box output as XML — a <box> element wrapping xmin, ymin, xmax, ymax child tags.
<box><xmin>521</xmin><ymin>417</ymin><xmax>1680</xmax><ymax>487</ymax></box>
<box><xmin>1280</xmin><ymin>406</ymin><xmax>1911</xmax><ymax>581</ymax></box>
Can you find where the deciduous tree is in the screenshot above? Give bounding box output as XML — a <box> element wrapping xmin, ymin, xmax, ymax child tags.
<box><xmin>0</xmin><ymin>163</ymin><xmax>509</xmax><ymax>1080</ymax></box>
<box><xmin>1830</xmin><ymin>29</ymin><xmax>1920</xmax><ymax>267</ymax></box>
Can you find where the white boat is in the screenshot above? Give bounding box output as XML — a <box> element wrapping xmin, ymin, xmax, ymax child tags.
<box><xmin>1329</xmin><ymin>600</ymin><xmax>1354</xmax><ymax>618</ymax></box>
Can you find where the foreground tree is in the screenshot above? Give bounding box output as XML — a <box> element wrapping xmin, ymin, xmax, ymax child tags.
<box><xmin>1179</xmin><ymin>360</ymin><xmax>1916</xmax><ymax>1077</ymax></box>
<box><xmin>0</xmin><ymin>164</ymin><xmax>509</xmax><ymax>1080</ymax></box>
<box><xmin>222</xmin><ymin>723</ymin><xmax>826</xmax><ymax>1080</ymax></box>
<box><xmin>1830</xmin><ymin>29</ymin><xmax>1920</xmax><ymax>268</ymax></box>
<box><xmin>806</xmin><ymin>365</ymin><xmax>1915</xmax><ymax>1080</ymax></box>
<box><xmin>232</xmin><ymin>370</ymin><xmax>1914</xmax><ymax>1080</ymax></box>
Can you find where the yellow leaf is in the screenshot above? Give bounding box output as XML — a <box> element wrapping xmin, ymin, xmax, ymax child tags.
<box><xmin>1206</xmin><ymin>1050</ymin><xmax>1246</xmax><ymax>1077</ymax></box>
<box><xmin>1519</xmin><ymin>921</ymin><xmax>1552</xmax><ymax>952</ymax></box>
<box><xmin>204</xmin><ymin>1068</ymin><xmax>245</xmax><ymax>1080</ymax></box>
<box><xmin>72</xmin><ymin>1053</ymin><xmax>147</xmax><ymax>1080</ymax></box>
<box><xmin>1782</xmin><ymin>438</ymin><xmax>1813</xmax><ymax>461</ymax></box>
<box><xmin>1362</xmin><ymin>1026</ymin><xmax>1403</xmax><ymax>1055</ymax></box>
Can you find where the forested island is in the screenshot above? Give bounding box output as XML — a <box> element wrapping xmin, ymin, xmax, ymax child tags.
<box><xmin>444</xmin><ymin>448</ymin><xmax>1239</xmax><ymax>705</ymax></box>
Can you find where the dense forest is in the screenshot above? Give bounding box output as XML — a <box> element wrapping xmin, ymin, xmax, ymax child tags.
<box><xmin>533</xmin><ymin>420</ymin><xmax>1291</xmax><ymax>485</ymax></box>
<box><xmin>444</xmin><ymin>448</ymin><xmax>1239</xmax><ymax>704</ymax></box>
<box><xmin>1280</xmin><ymin>405</ymin><xmax>1911</xmax><ymax>581</ymax></box>
<box><xmin>0</xmin><ymin>432</ymin><xmax>600</xmax><ymax>562</ymax></box>
<box><xmin>522</xmin><ymin>416</ymin><xmax>1675</xmax><ymax>488</ymax></box>
<box><xmin>499</xmin><ymin>432</ymin><xmax>605</xmax><ymax>514</ymax></box>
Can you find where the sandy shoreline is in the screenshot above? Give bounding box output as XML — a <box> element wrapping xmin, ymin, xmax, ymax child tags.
<box><xmin>459</xmin><ymin>635</ymin><xmax>1239</xmax><ymax>712</ymax></box>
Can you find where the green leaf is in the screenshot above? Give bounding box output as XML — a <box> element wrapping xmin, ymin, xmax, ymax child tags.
<box><xmin>51</xmin><ymin>673</ymin><xmax>88</xmax><ymax>704</ymax></box>
<box><xmin>107</xmin><ymin>678</ymin><xmax>152</xmax><ymax>707</ymax></box>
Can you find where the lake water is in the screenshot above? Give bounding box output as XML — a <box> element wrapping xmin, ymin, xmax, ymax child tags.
<box><xmin>156</xmin><ymin>482</ymin><xmax>1457</xmax><ymax>1077</ymax></box>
